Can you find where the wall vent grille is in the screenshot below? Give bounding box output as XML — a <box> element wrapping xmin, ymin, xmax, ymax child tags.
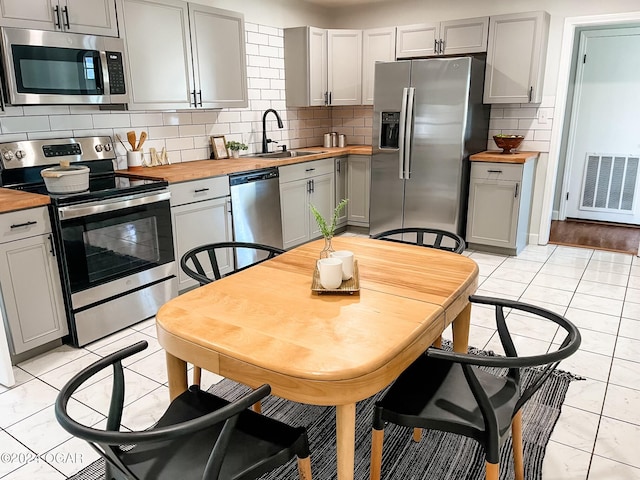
<box><xmin>580</xmin><ymin>153</ymin><xmax>638</xmax><ymax>213</ymax></box>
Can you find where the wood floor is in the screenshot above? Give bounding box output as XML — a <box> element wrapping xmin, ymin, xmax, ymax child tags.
<box><xmin>549</xmin><ymin>219</ymin><xmax>640</xmax><ymax>255</ymax></box>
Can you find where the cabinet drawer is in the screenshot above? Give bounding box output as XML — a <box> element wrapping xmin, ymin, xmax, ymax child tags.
<box><xmin>279</xmin><ymin>158</ymin><xmax>334</xmax><ymax>183</ymax></box>
<box><xmin>470</xmin><ymin>162</ymin><xmax>523</xmax><ymax>182</ymax></box>
<box><xmin>0</xmin><ymin>207</ymin><xmax>51</xmax><ymax>243</ymax></box>
<box><xmin>169</xmin><ymin>176</ymin><xmax>230</xmax><ymax>207</ymax></box>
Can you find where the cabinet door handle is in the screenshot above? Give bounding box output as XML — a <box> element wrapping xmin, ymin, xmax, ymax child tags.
<box><xmin>197</xmin><ymin>90</ymin><xmax>203</xmax><ymax>107</ymax></box>
<box><xmin>10</xmin><ymin>220</ymin><xmax>37</xmax><ymax>229</ymax></box>
<box><xmin>434</xmin><ymin>39</ymin><xmax>438</xmax><ymax>54</ymax></box>
<box><xmin>307</xmin><ymin>180</ymin><xmax>311</xmax><ymax>194</ymax></box>
<box><xmin>328</xmin><ymin>91</ymin><xmax>332</xmax><ymax>105</ymax></box>
<box><xmin>336</xmin><ymin>161</ymin><xmax>340</xmax><ymax>173</ymax></box>
<box><xmin>528</xmin><ymin>86</ymin><xmax>533</xmax><ymax>102</ymax></box>
<box><xmin>48</xmin><ymin>234</ymin><xmax>56</xmax><ymax>257</ymax></box>
<box><xmin>311</xmin><ymin>178</ymin><xmax>314</xmax><ymax>192</ymax></box>
<box><xmin>324</xmin><ymin>91</ymin><xmax>328</xmax><ymax>106</ymax></box>
<box><xmin>439</xmin><ymin>39</ymin><xmax>444</xmax><ymax>54</ymax></box>
<box><xmin>53</xmin><ymin>5</ymin><xmax>62</xmax><ymax>29</ymax></box>
<box><xmin>62</xmin><ymin>6</ymin><xmax>70</xmax><ymax>29</ymax></box>
<box><xmin>487</xmin><ymin>169</ymin><xmax>503</xmax><ymax>174</ymax></box>
<box><xmin>194</xmin><ymin>188</ymin><xmax>210</xmax><ymax>193</ymax></box>
<box><xmin>515</xmin><ymin>183</ymin><xmax>519</xmax><ymax>198</ymax></box>
<box><xmin>191</xmin><ymin>90</ymin><xmax>197</xmax><ymax>107</ymax></box>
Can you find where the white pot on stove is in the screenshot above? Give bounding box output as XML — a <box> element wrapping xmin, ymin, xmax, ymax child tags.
<box><xmin>40</xmin><ymin>160</ymin><xmax>89</xmax><ymax>193</ymax></box>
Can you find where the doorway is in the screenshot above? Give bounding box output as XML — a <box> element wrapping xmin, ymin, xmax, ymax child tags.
<box><xmin>538</xmin><ymin>11</ymin><xmax>640</xmax><ymax>251</ymax></box>
<box><xmin>562</xmin><ymin>27</ymin><xmax>640</xmax><ymax>224</ymax></box>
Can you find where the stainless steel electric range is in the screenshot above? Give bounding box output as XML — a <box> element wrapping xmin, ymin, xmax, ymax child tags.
<box><xmin>0</xmin><ymin>136</ymin><xmax>177</xmax><ymax>347</ymax></box>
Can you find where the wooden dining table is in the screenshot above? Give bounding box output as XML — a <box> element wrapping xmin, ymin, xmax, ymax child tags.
<box><xmin>156</xmin><ymin>236</ymin><xmax>478</xmax><ymax>480</ymax></box>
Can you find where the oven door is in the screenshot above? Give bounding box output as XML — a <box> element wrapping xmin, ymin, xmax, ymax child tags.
<box><xmin>58</xmin><ymin>191</ymin><xmax>174</xmax><ymax>295</ymax></box>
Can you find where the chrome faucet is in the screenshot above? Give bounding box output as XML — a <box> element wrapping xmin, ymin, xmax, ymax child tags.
<box><xmin>262</xmin><ymin>109</ymin><xmax>284</xmax><ymax>153</ymax></box>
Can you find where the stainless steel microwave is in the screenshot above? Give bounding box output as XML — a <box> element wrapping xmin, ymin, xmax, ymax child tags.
<box><xmin>0</xmin><ymin>27</ymin><xmax>128</xmax><ymax>105</ymax></box>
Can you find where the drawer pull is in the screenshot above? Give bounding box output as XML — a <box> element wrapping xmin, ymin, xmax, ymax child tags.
<box><xmin>194</xmin><ymin>188</ymin><xmax>210</xmax><ymax>193</ymax></box>
<box><xmin>10</xmin><ymin>220</ymin><xmax>37</xmax><ymax>229</ymax></box>
<box><xmin>487</xmin><ymin>169</ymin><xmax>503</xmax><ymax>174</ymax></box>
<box><xmin>305</xmin><ymin>168</ymin><xmax>315</xmax><ymax>172</ymax></box>
<box><xmin>48</xmin><ymin>234</ymin><xmax>56</xmax><ymax>257</ymax></box>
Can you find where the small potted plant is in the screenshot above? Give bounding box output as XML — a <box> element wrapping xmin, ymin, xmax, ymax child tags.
<box><xmin>310</xmin><ymin>198</ymin><xmax>348</xmax><ymax>258</ymax></box>
<box><xmin>226</xmin><ymin>140</ymin><xmax>248</xmax><ymax>158</ymax></box>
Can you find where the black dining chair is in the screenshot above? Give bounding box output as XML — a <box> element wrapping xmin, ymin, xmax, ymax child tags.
<box><xmin>55</xmin><ymin>341</ymin><xmax>313</xmax><ymax>480</ymax></box>
<box><xmin>369</xmin><ymin>295</ymin><xmax>581</xmax><ymax>480</ymax></box>
<box><xmin>180</xmin><ymin>241</ymin><xmax>286</xmax><ymax>286</ymax></box>
<box><xmin>370</xmin><ymin>227</ymin><xmax>466</xmax><ymax>254</ymax></box>
<box><xmin>180</xmin><ymin>241</ymin><xmax>285</xmax><ymax>390</ymax></box>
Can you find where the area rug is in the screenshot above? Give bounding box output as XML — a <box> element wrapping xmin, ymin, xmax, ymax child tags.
<box><xmin>68</xmin><ymin>345</ymin><xmax>580</xmax><ymax>480</ymax></box>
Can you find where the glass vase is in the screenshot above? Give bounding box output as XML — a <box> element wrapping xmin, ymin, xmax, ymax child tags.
<box><xmin>319</xmin><ymin>236</ymin><xmax>335</xmax><ymax>259</ymax></box>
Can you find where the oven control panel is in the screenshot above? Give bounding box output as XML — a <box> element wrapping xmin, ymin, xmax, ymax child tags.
<box><xmin>0</xmin><ymin>136</ymin><xmax>116</xmax><ymax>169</ymax></box>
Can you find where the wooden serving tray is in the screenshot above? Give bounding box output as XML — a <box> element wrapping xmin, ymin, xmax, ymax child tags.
<box><xmin>312</xmin><ymin>260</ymin><xmax>360</xmax><ymax>295</ymax></box>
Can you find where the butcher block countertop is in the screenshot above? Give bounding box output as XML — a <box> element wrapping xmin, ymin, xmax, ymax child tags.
<box><xmin>470</xmin><ymin>150</ymin><xmax>539</xmax><ymax>164</ymax></box>
<box><xmin>117</xmin><ymin>145</ymin><xmax>373</xmax><ymax>183</ymax></box>
<box><xmin>0</xmin><ymin>188</ymin><xmax>50</xmax><ymax>214</ymax></box>
<box><xmin>0</xmin><ymin>145</ymin><xmax>373</xmax><ymax>213</ymax></box>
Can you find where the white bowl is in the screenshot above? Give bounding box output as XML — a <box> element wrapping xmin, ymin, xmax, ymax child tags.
<box><xmin>40</xmin><ymin>164</ymin><xmax>89</xmax><ymax>193</ymax></box>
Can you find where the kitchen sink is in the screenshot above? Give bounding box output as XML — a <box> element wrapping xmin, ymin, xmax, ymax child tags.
<box><xmin>251</xmin><ymin>150</ymin><xmax>328</xmax><ymax>159</ymax></box>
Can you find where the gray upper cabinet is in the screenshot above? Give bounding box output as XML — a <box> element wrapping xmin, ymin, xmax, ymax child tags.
<box><xmin>285</xmin><ymin>26</ymin><xmax>362</xmax><ymax>107</ymax></box>
<box><xmin>120</xmin><ymin>0</ymin><xmax>247</xmax><ymax>110</ymax></box>
<box><xmin>483</xmin><ymin>11</ymin><xmax>550</xmax><ymax>104</ymax></box>
<box><xmin>396</xmin><ymin>17</ymin><xmax>488</xmax><ymax>58</ymax></box>
<box><xmin>0</xmin><ymin>0</ymin><xmax>118</xmax><ymax>36</ymax></box>
<box><xmin>362</xmin><ymin>27</ymin><xmax>396</xmax><ymax>105</ymax></box>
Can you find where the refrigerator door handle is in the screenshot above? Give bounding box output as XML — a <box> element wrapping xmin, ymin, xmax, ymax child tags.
<box><xmin>403</xmin><ymin>87</ymin><xmax>416</xmax><ymax>179</ymax></box>
<box><xmin>398</xmin><ymin>87</ymin><xmax>409</xmax><ymax>179</ymax></box>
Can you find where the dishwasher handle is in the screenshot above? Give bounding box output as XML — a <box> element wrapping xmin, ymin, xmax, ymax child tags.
<box><xmin>229</xmin><ymin>168</ymin><xmax>279</xmax><ymax>186</ymax></box>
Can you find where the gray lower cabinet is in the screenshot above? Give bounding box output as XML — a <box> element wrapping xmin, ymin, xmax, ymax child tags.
<box><xmin>466</xmin><ymin>160</ymin><xmax>535</xmax><ymax>255</ymax></box>
<box><xmin>279</xmin><ymin>159</ymin><xmax>335</xmax><ymax>250</ymax></box>
<box><xmin>347</xmin><ymin>155</ymin><xmax>371</xmax><ymax>227</ymax></box>
<box><xmin>335</xmin><ymin>156</ymin><xmax>348</xmax><ymax>228</ymax></box>
<box><xmin>170</xmin><ymin>176</ymin><xmax>233</xmax><ymax>292</ymax></box>
<box><xmin>0</xmin><ymin>207</ymin><xmax>67</xmax><ymax>355</ymax></box>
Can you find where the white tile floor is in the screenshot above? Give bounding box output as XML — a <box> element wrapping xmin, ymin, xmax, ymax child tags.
<box><xmin>0</xmin><ymin>240</ymin><xmax>639</xmax><ymax>479</ymax></box>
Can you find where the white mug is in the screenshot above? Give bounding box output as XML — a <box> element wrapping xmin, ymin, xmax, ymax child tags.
<box><xmin>330</xmin><ymin>250</ymin><xmax>354</xmax><ymax>280</ymax></box>
<box><xmin>127</xmin><ymin>150</ymin><xmax>144</xmax><ymax>168</ymax></box>
<box><xmin>317</xmin><ymin>258</ymin><xmax>343</xmax><ymax>289</ymax></box>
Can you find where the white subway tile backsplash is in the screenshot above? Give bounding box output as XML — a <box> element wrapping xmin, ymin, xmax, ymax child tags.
<box><xmin>248</xmin><ymin>77</ymin><xmax>270</xmax><ymax>90</ymax></box>
<box><xmin>92</xmin><ymin>113</ymin><xmax>130</xmax><ymax>129</ymax></box>
<box><xmin>248</xmin><ymin>55</ymin><xmax>270</xmax><ymax>68</ymax></box>
<box><xmin>258</xmin><ymin>25</ymin><xmax>279</xmax><ymax>36</ymax></box>
<box><xmin>1</xmin><ymin>115</ymin><xmax>50</xmax><ymax>133</ymax></box>
<box><xmin>162</xmin><ymin>112</ymin><xmax>193</xmax><ymax>125</ymax></box>
<box><xmin>178</xmin><ymin>124</ymin><xmax>206</xmax><ymax>137</ymax></box>
<box><xmin>245</xmin><ymin>43</ymin><xmax>259</xmax><ymax>55</ymax></box>
<box><xmin>49</xmin><ymin>115</ymin><xmax>94</xmax><ymax>131</ymax></box>
<box><xmin>191</xmin><ymin>111</ymin><xmax>220</xmax><ymax>124</ymax></box>
<box><xmin>503</xmin><ymin>107</ymin><xmax>538</xmax><ymax>119</ymax></box>
<box><xmin>166</xmin><ymin>137</ymin><xmax>194</xmax><ymax>151</ymax></box>
<box><xmin>258</xmin><ymin>45</ymin><xmax>279</xmax><ymax>58</ymax></box>
<box><xmin>207</xmin><ymin>123</ymin><xmax>231</xmax><ymax>135</ymax></box>
<box><xmin>130</xmin><ymin>113</ymin><xmax>164</xmax><ymax>127</ymax></box>
<box><xmin>216</xmin><ymin>112</ymin><xmax>242</xmax><ymax>123</ymax></box>
<box><xmin>247</xmin><ymin>32</ymin><xmax>269</xmax><ymax>46</ymax></box>
<box><xmin>149</xmin><ymin>126</ymin><xmax>180</xmax><ymax>138</ymax></box>
<box><xmin>258</xmin><ymin>67</ymin><xmax>280</xmax><ymax>79</ymax></box>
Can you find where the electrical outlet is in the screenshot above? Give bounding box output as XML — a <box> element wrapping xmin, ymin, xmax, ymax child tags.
<box><xmin>538</xmin><ymin>109</ymin><xmax>548</xmax><ymax>124</ymax></box>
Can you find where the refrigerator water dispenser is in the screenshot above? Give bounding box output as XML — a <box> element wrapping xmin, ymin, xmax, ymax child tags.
<box><xmin>380</xmin><ymin>112</ymin><xmax>400</xmax><ymax>149</ymax></box>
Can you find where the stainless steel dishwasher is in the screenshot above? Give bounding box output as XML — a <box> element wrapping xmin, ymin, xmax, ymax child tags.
<box><xmin>229</xmin><ymin>167</ymin><xmax>283</xmax><ymax>269</ymax></box>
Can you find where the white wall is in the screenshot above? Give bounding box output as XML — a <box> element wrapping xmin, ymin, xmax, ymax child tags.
<box><xmin>189</xmin><ymin>0</ymin><xmax>332</xmax><ymax>27</ymax></box>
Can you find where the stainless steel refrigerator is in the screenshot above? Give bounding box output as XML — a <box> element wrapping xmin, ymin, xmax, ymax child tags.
<box><xmin>369</xmin><ymin>56</ymin><xmax>490</xmax><ymax>239</ymax></box>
